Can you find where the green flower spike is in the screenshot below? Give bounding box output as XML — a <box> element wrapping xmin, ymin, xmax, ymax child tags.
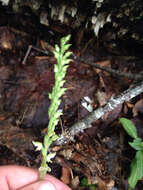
<box><xmin>33</xmin><ymin>35</ymin><xmax>72</xmax><ymax>179</ymax></box>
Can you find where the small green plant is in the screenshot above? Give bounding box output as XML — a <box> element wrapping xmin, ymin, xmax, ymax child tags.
<box><xmin>120</xmin><ymin>117</ymin><xmax>143</xmax><ymax>190</ymax></box>
<box><xmin>33</xmin><ymin>35</ymin><xmax>72</xmax><ymax>179</ymax></box>
<box><xmin>81</xmin><ymin>177</ymin><xmax>95</xmax><ymax>190</ymax></box>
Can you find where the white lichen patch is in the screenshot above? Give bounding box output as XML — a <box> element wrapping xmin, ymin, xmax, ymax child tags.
<box><xmin>50</xmin><ymin>3</ymin><xmax>78</xmax><ymax>25</ymax></box>
<box><xmin>71</xmin><ymin>7</ymin><xmax>77</xmax><ymax>17</ymax></box>
<box><xmin>40</xmin><ymin>11</ymin><xmax>49</xmax><ymax>26</ymax></box>
<box><xmin>66</xmin><ymin>7</ymin><xmax>77</xmax><ymax>18</ymax></box>
<box><xmin>92</xmin><ymin>16</ymin><xmax>97</xmax><ymax>24</ymax></box>
<box><xmin>51</xmin><ymin>6</ymin><xmax>57</xmax><ymax>20</ymax></box>
<box><xmin>58</xmin><ymin>5</ymin><xmax>66</xmax><ymax>23</ymax></box>
<box><xmin>93</xmin><ymin>13</ymin><xmax>105</xmax><ymax>36</ymax></box>
<box><xmin>50</xmin><ymin>5</ymin><xmax>66</xmax><ymax>23</ymax></box>
<box><xmin>0</xmin><ymin>0</ymin><xmax>9</xmax><ymax>5</ymax></box>
<box><xmin>92</xmin><ymin>13</ymin><xmax>111</xmax><ymax>36</ymax></box>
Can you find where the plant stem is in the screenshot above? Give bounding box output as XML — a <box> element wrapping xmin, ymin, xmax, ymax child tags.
<box><xmin>36</xmin><ymin>35</ymin><xmax>72</xmax><ymax>179</ymax></box>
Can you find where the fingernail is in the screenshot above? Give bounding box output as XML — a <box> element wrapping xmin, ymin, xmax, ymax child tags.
<box><xmin>36</xmin><ymin>181</ymin><xmax>56</xmax><ymax>190</ymax></box>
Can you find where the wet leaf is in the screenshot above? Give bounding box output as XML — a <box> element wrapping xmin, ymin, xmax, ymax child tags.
<box><xmin>120</xmin><ymin>118</ymin><xmax>137</xmax><ymax>139</ymax></box>
<box><xmin>129</xmin><ymin>138</ymin><xmax>143</xmax><ymax>151</ymax></box>
<box><xmin>129</xmin><ymin>151</ymin><xmax>143</xmax><ymax>188</ymax></box>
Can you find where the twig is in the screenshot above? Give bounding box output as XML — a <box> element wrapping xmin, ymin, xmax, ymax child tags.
<box><xmin>22</xmin><ymin>45</ymin><xmax>50</xmax><ymax>65</ymax></box>
<box><xmin>22</xmin><ymin>45</ymin><xmax>32</xmax><ymax>65</ymax></box>
<box><xmin>56</xmin><ymin>80</ymin><xmax>143</xmax><ymax>145</ymax></box>
<box><xmin>72</xmin><ymin>55</ymin><xmax>143</xmax><ymax>80</ymax></box>
<box><xmin>87</xmin><ymin>61</ymin><xmax>143</xmax><ymax>80</ymax></box>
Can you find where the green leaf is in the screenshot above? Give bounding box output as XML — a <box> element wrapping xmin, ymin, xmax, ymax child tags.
<box><xmin>81</xmin><ymin>177</ymin><xmax>89</xmax><ymax>186</ymax></box>
<box><xmin>129</xmin><ymin>138</ymin><xmax>143</xmax><ymax>151</ymax></box>
<box><xmin>129</xmin><ymin>156</ymin><xmax>139</xmax><ymax>188</ymax></box>
<box><xmin>129</xmin><ymin>151</ymin><xmax>143</xmax><ymax>189</ymax></box>
<box><xmin>119</xmin><ymin>118</ymin><xmax>137</xmax><ymax>139</ymax></box>
<box><xmin>136</xmin><ymin>151</ymin><xmax>143</xmax><ymax>178</ymax></box>
<box><xmin>141</xmin><ymin>142</ymin><xmax>143</xmax><ymax>146</ymax></box>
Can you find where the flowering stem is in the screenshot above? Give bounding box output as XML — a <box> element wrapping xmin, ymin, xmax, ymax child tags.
<box><xmin>33</xmin><ymin>35</ymin><xmax>72</xmax><ymax>179</ymax></box>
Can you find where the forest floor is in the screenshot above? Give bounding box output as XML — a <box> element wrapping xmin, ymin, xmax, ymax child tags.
<box><xmin>0</xmin><ymin>7</ymin><xmax>143</xmax><ymax>190</ymax></box>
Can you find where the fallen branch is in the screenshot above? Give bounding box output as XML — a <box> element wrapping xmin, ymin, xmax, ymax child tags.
<box><xmin>87</xmin><ymin>61</ymin><xmax>143</xmax><ymax>80</ymax></box>
<box><xmin>56</xmin><ymin>80</ymin><xmax>143</xmax><ymax>145</ymax></box>
<box><xmin>73</xmin><ymin>55</ymin><xmax>143</xmax><ymax>80</ymax></box>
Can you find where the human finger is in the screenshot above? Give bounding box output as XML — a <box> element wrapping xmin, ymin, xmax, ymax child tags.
<box><xmin>0</xmin><ymin>165</ymin><xmax>71</xmax><ymax>190</ymax></box>
<box><xmin>18</xmin><ymin>180</ymin><xmax>56</xmax><ymax>190</ymax></box>
<box><xmin>0</xmin><ymin>165</ymin><xmax>39</xmax><ymax>190</ymax></box>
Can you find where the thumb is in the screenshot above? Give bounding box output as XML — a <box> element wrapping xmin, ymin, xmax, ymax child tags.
<box><xmin>18</xmin><ymin>180</ymin><xmax>56</xmax><ymax>190</ymax></box>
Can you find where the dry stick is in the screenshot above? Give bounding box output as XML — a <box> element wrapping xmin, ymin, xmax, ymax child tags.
<box><xmin>22</xmin><ymin>45</ymin><xmax>49</xmax><ymax>65</ymax></box>
<box><xmin>22</xmin><ymin>45</ymin><xmax>32</xmax><ymax>65</ymax></box>
<box><xmin>73</xmin><ymin>55</ymin><xmax>143</xmax><ymax>80</ymax></box>
<box><xmin>86</xmin><ymin>61</ymin><xmax>143</xmax><ymax>80</ymax></box>
<box><xmin>56</xmin><ymin>80</ymin><xmax>143</xmax><ymax>145</ymax></box>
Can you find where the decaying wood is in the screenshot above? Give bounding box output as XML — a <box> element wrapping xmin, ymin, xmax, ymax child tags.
<box><xmin>56</xmin><ymin>80</ymin><xmax>143</xmax><ymax>145</ymax></box>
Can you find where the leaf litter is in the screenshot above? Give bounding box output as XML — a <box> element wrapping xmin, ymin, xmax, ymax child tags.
<box><xmin>0</xmin><ymin>23</ymin><xmax>142</xmax><ymax>190</ymax></box>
